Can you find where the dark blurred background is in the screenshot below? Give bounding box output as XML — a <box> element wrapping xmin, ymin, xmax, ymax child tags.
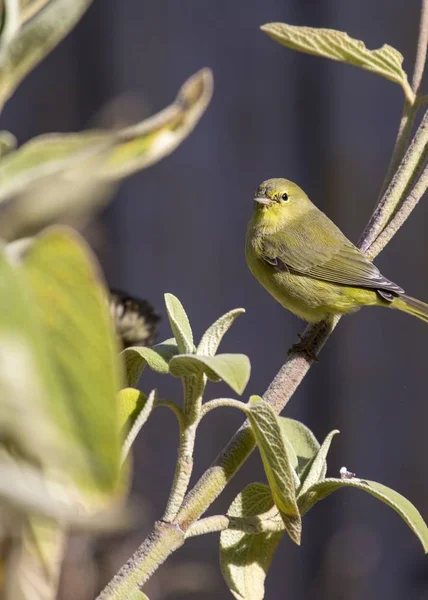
<box><xmin>5</xmin><ymin>1</ymin><xmax>428</xmax><ymax>598</ymax></box>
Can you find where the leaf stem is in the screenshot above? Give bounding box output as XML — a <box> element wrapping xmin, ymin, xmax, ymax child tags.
<box><xmin>199</xmin><ymin>398</ymin><xmax>249</xmax><ymax>419</ymax></box>
<box><xmin>412</xmin><ymin>0</ymin><xmax>428</xmax><ymax>95</ymax></box>
<box><xmin>185</xmin><ymin>512</ymin><xmax>285</xmax><ymax>538</ymax></box>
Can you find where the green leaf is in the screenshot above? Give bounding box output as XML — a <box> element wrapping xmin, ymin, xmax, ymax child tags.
<box><xmin>300</xmin><ymin>478</ymin><xmax>428</xmax><ymax>553</ymax></box>
<box><xmin>122</xmin><ymin>339</ymin><xmax>178</xmax><ymax>387</ymax></box>
<box><xmin>298</xmin><ymin>429</ymin><xmax>339</xmax><ymax>497</ymax></box>
<box><xmin>220</xmin><ymin>483</ymin><xmax>283</xmax><ymax>600</ymax></box>
<box><xmin>261</xmin><ymin>23</ymin><xmax>412</xmax><ymax>101</ymax></box>
<box><xmin>197</xmin><ymin>308</ymin><xmax>245</xmax><ymax>356</ymax></box>
<box><xmin>121</xmin><ymin>389</ymin><xmax>156</xmax><ymax>462</ymax></box>
<box><xmin>0</xmin><ymin>0</ymin><xmax>94</xmax><ymax>110</ymax></box>
<box><xmin>22</xmin><ymin>226</ymin><xmax>122</xmax><ymax>495</ymax></box>
<box><xmin>0</xmin><ymin>69</ymin><xmax>213</xmax><ymax>240</ymax></box>
<box><xmin>278</xmin><ymin>418</ymin><xmax>320</xmax><ymax>477</ymax></box>
<box><xmin>248</xmin><ymin>397</ymin><xmax>301</xmax><ymax>545</ymax></box>
<box><xmin>164</xmin><ymin>293</ymin><xmax>194</xmax><ymax>354</ymax></box>
<box><xmin>169</xmin><ymin>353</ymin><xmax>251</xmax><ymax>395</ymax></box>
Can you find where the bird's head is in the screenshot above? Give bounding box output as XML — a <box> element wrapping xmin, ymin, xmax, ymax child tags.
<box><xmin>253</xmin><ymin>178</ymin><xmax>313</xmax><ymax>224</ymax></box>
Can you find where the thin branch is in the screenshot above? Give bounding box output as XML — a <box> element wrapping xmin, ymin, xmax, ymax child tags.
<box><xmin>359</xmin><ymin>106</ymin><xmax>428</xmax><ymax>251</ymax></box>
<box><xmin>185</xmin><ymin>512</ymin><xmax>285</xmax><ymax>538</ymax></box>
<box><xmin>368</xmin><ymin>159</ymin><xmax>428</xmax><ymax>257</ymax></box>
<box><xmin>412</xmin><ymin>0</ymin><xmax>428</xmax><ymax>95</ymax></box>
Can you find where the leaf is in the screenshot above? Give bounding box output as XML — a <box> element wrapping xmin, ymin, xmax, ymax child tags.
<box><xmin>22</xmin><ymin>226</ymin><xmax>122</xmax><ymax>495</ymax></box>
<box><xmin>164</xmin><ymin>293</ymin><xmax>194</xmax><ymax>354</ymax></box>
<box><xmin>261</xmin><ymin>23</ymin><xmax>412</xmax><ymax>101</ymax></box>
<box><xmin>122</xmin><ymin>339</ymin><xmax>178</xmax><ymax>387</ymax></box>
<box><xmin>298</xmin><ymin>429</ymin><xmax>339</xmax><ymax>497</ymax></box>
<box><xmin>300</xmin><ymin>478</ymin><xmax>428</xmax><ymax>553</ymax></box>
<box><xmin>4</xmin><ymin>516</ymin><xmax>65</xmax><ymax>600</ymax></box>
<box><xmin>220</xmin><ymin>483</ymin><xmax>283</xmax><ymax>600</ymax></box>
<box><xmin>248</xmin><ymin>398</ymin><xmax>301</xmax><ymax>545</ymax></box>
<box><xmin>0</xmin><ymin>69</ymin><xmax>213</xmax><ymax>239</ymax></box>
<box><xmin>120</xmin><ymin>389</ymin><xmax>156</xmax><ymax>462</ymax></box>
<box><xmin>278</xmin><ymin>418</ymin><xmax>320</xmax><ymax>477</ymax></box>
<box><xmin>169</xmin><ymin>353</ymin><xmax>251</xmax><ymax>395</ymax></box>
<box><xmin>0</xmin><ymin>0</ymin><xmax>94</xmax><ymax>110</ymax></box>
<box><xmin>197</xmin><ymin>308</ymin><xmax>245</xmax><ymax>356</ymax></box>
<box><xmin>129</xmin><ymin>592</ymin><xmax>149</xmax><ymax>600</ymax></box>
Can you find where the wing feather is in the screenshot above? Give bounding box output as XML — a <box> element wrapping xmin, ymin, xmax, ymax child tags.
<box><xmin>260</xmin><ymin>208</ymin><xmax>403</xmax><ymax>295</ymax></box>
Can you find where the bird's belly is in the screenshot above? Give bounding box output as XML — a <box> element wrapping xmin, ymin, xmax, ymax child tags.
<box><xmin>247</xmin><ymin>254</ymin><xmax>375</xmax><ymax>322</ymax></box>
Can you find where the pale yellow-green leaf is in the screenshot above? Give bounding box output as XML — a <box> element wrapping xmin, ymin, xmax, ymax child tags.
<box><xmin>22</xmin><ymin>226</ymin><xmax>122</xmax><ymax>496</ymax></box>
<box><xmin>262</xmin><ymin>23</ymin><xmax>413</xmax><ymax>101</ymax></box>
<box><xmin>197</xmin><ymin>308</ymin><xmax>245</xmax><ymax>357</ymax></box>
<box><xmin>129</xmin><ymin>592</ymin><xmax>149</xmax><ymax>600</ymax></box>
<box><xmin>0</xmin><ymin>0</ymin><xmax>94</xmax><ymax>110</ymax></box>
<box><xmin>248</xmin><ymin>397</ymin><xmax>301</xmax><ymax>545</ymax></box>
<box><xmin>169</xmin><ymin>353</ymin><xmax>251</xmax><ymax>395</ymax></box>
<box><xmin>220</xmin><ymin>483</ymin><xmax>283</xmax><ymax>600</ymax></box>
<box><xmin>0</xmin><ymin>69</ymin><xmax>213</xmax><ymax>240</ymax></box>
<box><xmin>4</xmin><ymin>516</ymin><xmax>65</xmax><ymax>600</ymax></box>
<box><xmin>164</xmin><ymin>293</ymin><xmax>194</xmax><ymax>354</ymax></box>
<box><xmin>122</xmin><ymin>339</ymin><xmax>178</xmax><ymax>387</ymax></box>
<box><xmin>278</xmin><ymin>417</ymin><xmax>320</xmax><ymax>477</ymax></box>
<box><xmin>300</xmin><ymin>478</ymin><xmax>428</xmax><ymax>553</ymax></box>
<box><xmin>298</xmin><ymin>429</ymin><xmax>339</xmax><ymax>497</ymax></box>
<box><xmin>121</xmin><ymin>389</ymin><xmax>155</xmax><ymax>462</ymax></box>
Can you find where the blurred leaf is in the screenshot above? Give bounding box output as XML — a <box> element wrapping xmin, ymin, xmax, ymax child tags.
<box><xmin>0</xmin><ymin>0</ymin><xmax>93</xmax><ymax>110</ymax></box>
<box><xmin>22</xmin><ymin>226</ymin><xmax>122</xmax><ymax>495</ymax></box>
<box><xmin>129</xmin><ymin>592</ymin><xmax>149</xmax><ymax>600</ymax></box>
<box><xmin>164</xmin><ymin>293</ymin><xmax>194</xmax><ymax>354</ymax></box>
<box><xmin>169</xmin><ymin>353</ymin><xmax>251</xmax><ymax>395</ymax></box>
<box><xmin>197</xmin><ymin>308</ymin><xmax>245</xmax><ymax>357</ymax></box>
<box><xmin>300</xmin><ymin>478</ymin><xmax>428</xmax><ymax>552</ymax></box>
<box><xmin>278</xmin><ymin>418</ymin><xmax>320</xmax><ymax>478</ymax></box>
<box><xmin>0</xmin><ymin>69</ymin><xmax>213</xmax><ymax>239</ymax></box>
<box><xmin>248</xmin><ymin>397</ymin><xmax>301</xmax><ymax>544</ymax></box>
<box><xmin>262</xmin><ymin>23</ymin><xmax>412</xmax><ymax>100</ymax></box>
<box><xmin>0</xmin><ymin>0</ymin><xmax>20</xmax><ymax>52</ymax></box>
<box><xmin>4</xmin><ymin>516</ymin><xmax>65</xmax><ymax>600</ymax></box>
<box><xmin>298</xmin><ymin>429</ymin><xmax>339</xmax><ymax>497</ymax></box>
<box><xmin>120</xmin><ymin>389</ymin><xmax>155</xmax><ymax>462</ymax></box>
<box><xmin>122</xmin><ymin>339</ymin><xmax>178</xmax><ymax>387</ymax></box>
<box><xmin>220</xmin><ymin>483</ymin><xmax>283</xmax><ymax>600</ymax></box>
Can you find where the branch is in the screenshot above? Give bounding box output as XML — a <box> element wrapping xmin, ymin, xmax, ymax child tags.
<box><xmin>412</xmin><ymin>0</ymin><xmax>428</xmax><ymax>95</ymax></box>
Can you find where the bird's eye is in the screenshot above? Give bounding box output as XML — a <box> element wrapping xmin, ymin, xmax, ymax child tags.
<box><xmin>281</xmin><ymin>192</ymin><xmax>289</xmax><ymax>201</ymax></box>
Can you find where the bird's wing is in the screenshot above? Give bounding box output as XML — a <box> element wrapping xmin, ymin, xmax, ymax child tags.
<box><xmin>260</xmin><ymin>210</ymin><xmax>403</xmax><ymax>294</ymax></box>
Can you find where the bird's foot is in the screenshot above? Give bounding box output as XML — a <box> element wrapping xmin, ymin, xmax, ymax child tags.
<box><xmin>288</xmin><ymin>335</ymin><xmax>319</xmax><ymax>362</ymax></box>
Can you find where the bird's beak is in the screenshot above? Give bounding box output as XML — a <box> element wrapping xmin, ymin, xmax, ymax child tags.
<box><xmin>254</xmin><ymin>196</ymin><xmax>271</xmax><ymax>205</ymax></box>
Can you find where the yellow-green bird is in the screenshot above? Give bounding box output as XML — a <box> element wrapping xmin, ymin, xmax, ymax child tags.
<box><xmin>245</xmin><ymin>178</ymin><xmax>428</xmax><ymax>324</ymax></box>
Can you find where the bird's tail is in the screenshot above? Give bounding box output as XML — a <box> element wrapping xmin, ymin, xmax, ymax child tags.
<box><xmin>392</xmin><ymin>294</ymin><xmax>428</xmax><ymax>323</ymax></box>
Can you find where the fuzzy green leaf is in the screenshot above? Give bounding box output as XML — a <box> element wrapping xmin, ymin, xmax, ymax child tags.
<box><xmin>0</xmin><ymin>70</ymin><xmax>213</xmax><ymax>239</ymax></box>
<box><xmin>197</xmin><ymin>308</ymin><xmax>245</xmax><ymax>356</ymax></box>
<box><xmin>220</xmin><ymin>483</ymin><xmax>283</xmax><ymax>600</ymax></box>
<box><xmin>300</xmin><ymin>478</ymin><xmax>428</xmax><ymax>553</ymax></box>
<box><xmin>262</xmin><ymin>23</ymin><xmax>412</xmax><ymax>100</ymax></box>
<box><xmin>0</xmin><ymin>0</ymin><xmax>94</xmax><ymax>110</ymax></box>
<box><xmin>164</xmin><ymin>293</ymin><xmax>194</xmax><ymax>354</ymax></box>
<box><xmin>22</xmin><ymin>226</ymin><xmax>122</xmax><ymax>495</ymax></box>
<box><xmin>169</xmin><ymin>353</ymin><xmax>251</xmax><ymax>395</ymax></box>
<box><xmin>121</xmin><ymin>389</ymin><xmax>156</xmax><ymax>462</ymax></box>
<box><xmin>122</xmin><ymin>339</ymin><xmax>178</xmax><ymax>387</ymax></box>
<box><xmin>298</xmin><ymin>429</ymin><xmax>339</xmax><ymax>497</ymax></box>
<box><xmin>248</xmin><ymin>397</ymin><xmax>301</xmax><ymax>544</ymax></box>
<box><xmin>129</xmin><ymin>592</ymin><xmax>149</xmax><ymax>600</ymax></box>
<box><xmin>278</xmin><ymin>418</ymin><xmax>320</xmax><ymax>478</ymax></box>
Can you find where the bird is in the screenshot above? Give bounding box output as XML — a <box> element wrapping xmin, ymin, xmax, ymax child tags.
<box><xmin>109</xmin><ymin>289</ymin><xmax>160</xmax><ymax>348</ymax></box>
<box><xmin>245</xmin><ymin>178</ymin><xmax>428</xmax><ymax>325</ymax></box>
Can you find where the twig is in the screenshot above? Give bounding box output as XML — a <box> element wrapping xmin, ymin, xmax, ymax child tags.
<box><xmin>412</xmin><ymin>0</ymin><xmax>428</xmax><ymax>95</ymax></box>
